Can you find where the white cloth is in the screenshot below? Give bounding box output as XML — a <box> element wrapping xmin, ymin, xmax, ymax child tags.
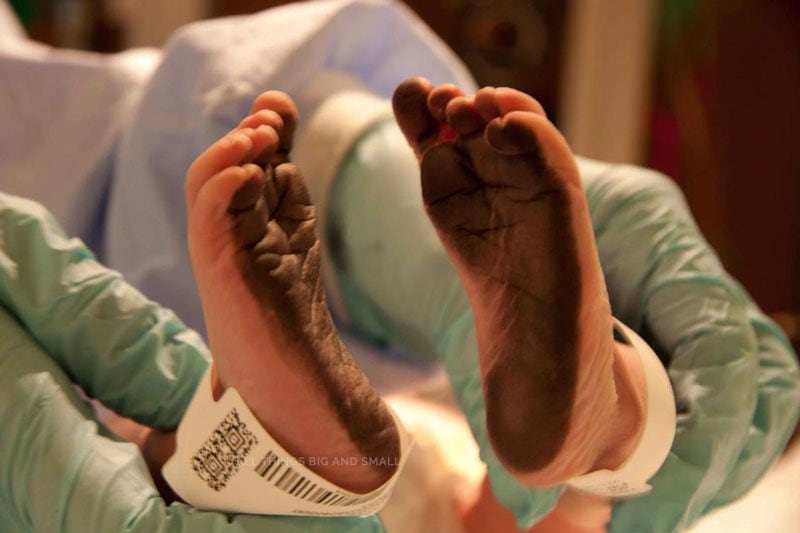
<box><xmin>293</xmin><ymin>75</ymin><xmax>398</xmax><ymax>321</ymax></box>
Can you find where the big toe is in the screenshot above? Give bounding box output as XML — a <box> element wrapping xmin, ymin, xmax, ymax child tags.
<box><xmin>392</xmin><ymin>77</ymin><xmax>442</xmax><ymax>156</ymax></box>
<box><xmin>250</xmin><ymin>90</ymin><xmax>299</xmax><ymax>161</ymax></box>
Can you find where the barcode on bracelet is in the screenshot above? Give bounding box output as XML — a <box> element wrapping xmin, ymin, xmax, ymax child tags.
<box><xmin>254</xmin><ymin>452</ymin><xmax>370</xmax><ymax>507</ymax></box>
<box><xmin>192</xmin><ymin>409</ymin><xmax>258</xmax><ymax>491</ymax></box>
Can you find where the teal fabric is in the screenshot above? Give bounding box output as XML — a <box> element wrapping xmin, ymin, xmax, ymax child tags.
<box><xmin>0</xmin><ymin>192</ymin><xmax>382</xmax><ymax>532</ymax></box>
<box><xmin>328</xmin><ymin>118</ymin><xmax>800</xmax><ymax>532</ymax></box>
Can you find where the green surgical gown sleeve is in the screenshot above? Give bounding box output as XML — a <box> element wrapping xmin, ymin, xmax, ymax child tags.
<box><xmin>0</xmin><ymin>191</ymin><xmax>382</xmax><ymax>532</ymax></box>
<box><xmin>327</xmin><ymin>119</ymin><xmax>800</xmax><ymax>532</ymax></box>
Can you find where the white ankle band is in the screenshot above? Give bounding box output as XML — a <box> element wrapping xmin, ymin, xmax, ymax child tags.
<box><xmin>162</xmin><ymin>367</ymin><xmax>412</xmax><ymax>516</ymax></box>
<box><xmin>293</xmin><ymin>75</ymin><xmax>394</xmax><ymax>324</ymax></box>
<box><xmin>566</xmin><ymin>319</ymin><xmax>676</xmax><ymax>498</ymax></box>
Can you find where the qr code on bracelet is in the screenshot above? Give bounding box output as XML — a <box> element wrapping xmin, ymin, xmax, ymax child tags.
<box><xmin>191</xmin><ymin>409</ymin><xmax>258</xmax><ymax>491</ymax></box>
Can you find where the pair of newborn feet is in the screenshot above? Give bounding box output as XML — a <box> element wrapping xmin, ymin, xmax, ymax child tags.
<box><xmin>184</xmin><ymin>78</ymin><xmax>645</xmax><ymax>496</ymax></box>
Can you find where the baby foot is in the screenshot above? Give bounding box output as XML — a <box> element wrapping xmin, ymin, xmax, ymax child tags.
<box><xmin>393</xmin><ymin>79</ymin><xmax>644</xmax><ymax>485</ymax></box>
<box><xmin>185</xmin><ymin>91</ymin><xmax>400</xmax><ymax>493</ymax></box>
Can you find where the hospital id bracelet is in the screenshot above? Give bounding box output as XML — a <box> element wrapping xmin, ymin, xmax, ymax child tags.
<box><xmin>162</xmin><ymin>366</ymin><xmax>412</xmax><ymax>516</ymax></box>
<box><xmin>566</xmin><ymin>319</ymin><xmax>677</xmax><ymax>498</ymax></box>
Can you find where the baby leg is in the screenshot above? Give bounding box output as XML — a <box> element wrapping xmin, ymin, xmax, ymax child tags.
<box><xmin>393</xmin><ymin>79</ymin><xmax>646</xmax><ymax>485</ymax></box>
<box><xmin>184</xmin><ymin>92</ymin><xmax>399</xmax><ymax>493</ymax></box>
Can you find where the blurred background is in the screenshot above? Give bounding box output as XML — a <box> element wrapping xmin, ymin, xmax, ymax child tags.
<box><xmin>7</xmin><ymin>0</ymin><xmax>799</xmax><ymax>355</ymax></box>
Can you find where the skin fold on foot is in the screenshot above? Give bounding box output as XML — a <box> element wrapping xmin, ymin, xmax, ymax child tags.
<box><xmin>183</xmin><ymin>91</ymin><xmax>400</xmax><ymax>493</ymax></box>
<box><xmin>392</xmin><ymin>78</ymin><xmax>646</xmax><ymax>487</ymax></box>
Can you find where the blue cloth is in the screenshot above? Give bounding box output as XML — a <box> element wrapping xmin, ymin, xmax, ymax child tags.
<box><xmin>0</xmin><ymin>29</ymin><xmax>160</xmax><ymax>256</ymax></box>
<box><xmin>105</xmin><ymin>0</ymin><xmax>475</xmax><ymax>337</ymax></box>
